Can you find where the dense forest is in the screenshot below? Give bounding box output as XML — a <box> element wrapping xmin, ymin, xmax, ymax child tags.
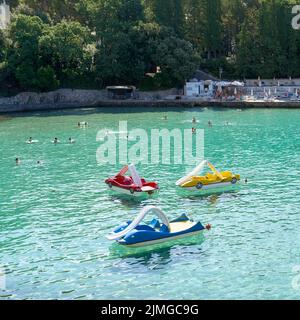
<box><xmin>0</xmin><ymin>0</ymin><xmax>299</xmax><ymax>94</ymax></box>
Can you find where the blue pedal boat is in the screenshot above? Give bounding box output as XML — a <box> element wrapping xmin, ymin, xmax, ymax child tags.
<box><xmin>106</xmin><ymin>206</ymin><xmax>211</xmax><ymax>248</ymax></box>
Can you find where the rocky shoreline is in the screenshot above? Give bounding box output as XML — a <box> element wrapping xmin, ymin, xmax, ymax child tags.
<box><xmin>1</xmin><ymin>89</ymin><xmax>300</xmax><ymax>113</ymax></box>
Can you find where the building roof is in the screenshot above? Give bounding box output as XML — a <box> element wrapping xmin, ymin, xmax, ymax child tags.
<box><xmin>191</xmin><ymin>70</ymin><xmax>219</xmax><ymax>81</ymax></box>
<box><xmin>106</xmin><ymin>86</ymin><xmax>136</xmax><ymax>90</ymax></box>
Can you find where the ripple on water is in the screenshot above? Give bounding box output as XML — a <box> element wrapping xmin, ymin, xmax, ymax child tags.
<box><xmin>1</xmin><ymin>108</ymin><xmax>300</xmax><ymax>299</ymax></box>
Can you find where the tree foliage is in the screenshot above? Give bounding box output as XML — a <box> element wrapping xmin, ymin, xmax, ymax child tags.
<box><xmin>1</xmin><ymin>0</ymin><xmax>300</xmax><ymax>93</ymax></box>
<box><xmin>39</xmin><ymin>20</ymin><xmax>92</xmax><ymax>83</ymax></box>
<box><xmin>8</xmin><ymin>14</ymin><xmax>45</xmax><ymax>89</ymax></box>
<box><xmin>0</xmin><ymin>30</ymin><xmax>7</xmax><ymax>63</ymax></box>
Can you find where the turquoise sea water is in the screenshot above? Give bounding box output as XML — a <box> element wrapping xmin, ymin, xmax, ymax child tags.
<box><xmin>1</xmin><ymin>107</ymin><xmax>300</xmax><ymax>300</ymax></box>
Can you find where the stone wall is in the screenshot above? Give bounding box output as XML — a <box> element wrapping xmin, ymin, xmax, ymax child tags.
<box><xmin>1</xmin><ymin>88</ymin><xmax>300</xmax><ymax>113</ymax></box>
<box><xmin>0</xmin><ymin>88</ymin><xmax>180</xmax><ymax>112</ymax></box>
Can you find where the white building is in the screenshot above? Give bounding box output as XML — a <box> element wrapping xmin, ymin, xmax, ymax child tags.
<box><xmin>0</xmin><ymin>0</ymin><xmax>10</xmax><ymax>30</ymax></box>
<box><xmin>185</xmin><ymin>80</ymin><xmax>214</xmax><ymax>97</ymax></box>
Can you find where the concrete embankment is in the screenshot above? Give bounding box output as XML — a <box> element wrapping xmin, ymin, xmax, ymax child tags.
<box><xmin>1</xmin><ymin>89</ymin><xmax>300</xmax><ymax>113</ymax></box>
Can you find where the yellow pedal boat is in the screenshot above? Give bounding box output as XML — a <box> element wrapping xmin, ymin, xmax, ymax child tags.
<box><xmin>176</xmin><ymin>160</ymin><xmax>240</xmax><ymax>192</ymax></box>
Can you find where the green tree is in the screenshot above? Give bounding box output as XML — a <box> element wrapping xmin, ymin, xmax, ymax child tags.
<box><xmin>222</xmin><ymin>0</ymin><xmax>247</xmax><ymax>56</ymax></box>
<box><xmin>95</xmin><ymin>21</ymin><xmax>200</xmax><ymax>87</ymax></box>
<box><xmin>8</xmin><ymin>14</ymin><xmax>45</xmax><ymax>89</ymax></box>
<box><xmin>17</xmin><ymin>0</ymin><xmax>81</xmax><ymax>21</ymax></box>
<box><xmin>0</xmin><ymin>30</ymin><xmax>7</xmax><ymax>63</ymax></box>
<box><xmin>183</xmin><ymin>0</ymin><xmax>206</xmax><ymax>51</ymax></box>
<box><xmin>151</xmin><ymin>27</ymin><xmax>201</xmax><ymax>86</ymax></box>
<box><xmin>94</xmin><ymin>29</ymin><xmax>147</xmax><ymax>86</ymax></box>
<box><xmin>39</xmin><ymin>20</ymin><xmax>93</xmax><ymax>86</ymax></box>
<box><xmin>2</xmin><ymin>0</ymin><xmax>300</xmax><ymax>92</ymax></box>
<box><xmin>235</xmin><ymin>0</ymin><xmax>300</xmax><ymax>79</ymax></box>
<box><xmin>36</xmin><ymin>66</ymin><xmax>60</xmax><ymax>91</ymax></box>
<box><xmin>236</xmin><ymin>8</ymin><xmax>261</xmax><ymax>78</ymax></box>
<box><xmin>92</xmin><ymin>0</ymin><xmax>144</xmax><ymax>36</ymax></box>
<box><xmin>93</xmin><ymin>0</ymin><xmax>147</xmax><ymax>86</ymax></box>
<box><xmin>148</xmin><ymin>0</ymin><xmax>184</xmax><ymax>36</ymax></box>
<box><xmin>5</xmin><ymin>0</ymin><xmax>20</xmax><ymax>8</ymax></box>
<box><xmin>203</xmin><ymin>0</ymin><xmax>223</xmax><ymax>59</ymax></box>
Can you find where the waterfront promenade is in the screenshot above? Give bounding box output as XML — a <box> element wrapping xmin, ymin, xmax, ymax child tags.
<box><xmin>2</xmin><ymin>88</ymin><xmax>300</xmax><ymax>113</ymax></box>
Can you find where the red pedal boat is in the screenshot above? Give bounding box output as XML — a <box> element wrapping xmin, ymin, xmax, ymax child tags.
<box><xmin>105</xmin><ymin>164</ymin><xmax>159</xmax><ymax>197</ymax></box>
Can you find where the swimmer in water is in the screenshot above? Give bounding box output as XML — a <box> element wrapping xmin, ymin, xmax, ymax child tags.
<box><xmin>78</xmin><ymin>122</ymin><xmax>88</xmax><ymax>128</ymax></box>
<box><xmin>37</xmin><ymin>160</ymin><xmax>41</xmax><ymax>165</ymax></box>
<box><xmin>53</xmin><ymin>138</ymin><xmax>59</xmax><ymax>144</ymax></box>
<box><xmin>192</xmin><ymin>117</ymin><xmax>197</xmax><ymax>124</ymax></box>
<box><xmin>27</xmin><ymin>137</ymin><xmax>39</xmax><ymax>144</ymax></box>
<box><xmin>208</xmin><ymin>120</ymin><xmax>213</xmax><ymax>127</ymax></box>
<box><xmin>16</xmin><ymin>158</ymin><xmax>20</xmax><ymax>165</ymax></box>
<box><xmin>69</xmin><ymin>137</ymin><xmax>75</xmax><ymax>144</ymax></box>
<box><xmin>192</xmin><ymin>127</ymin><xmax>197</xmax><ymax>134</ymax></box>
<box><xmin>163</xmin><ymin>116</ymin><xmax>168</xmax><ymax>120</ymax></box>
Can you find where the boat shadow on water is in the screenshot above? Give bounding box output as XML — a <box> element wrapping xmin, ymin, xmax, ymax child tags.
<box><xmin>108</xmin><ymin>233</ymin><xmax>206</xmax><ymax>260</ymax></box>
<box><xmin>108</xmin><ymin>192</ymin><xmax>160</xmax><ymax>206</ymax></box>
<box><xmin>177</xmin><ymin>185</ymin><xmax>241</xmax><ymax>201</ymax></box>
<box><xmin>0</xmin><ymin>115</ymin><xmax>12</xmax><ymax>122</ymax></box>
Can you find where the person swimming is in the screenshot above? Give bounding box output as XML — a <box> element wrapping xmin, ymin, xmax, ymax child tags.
<box><xmin>53</xmin><ymin>138</ymin><xmax>59</xmax><ymax>144</ymax></box>
<box><xmin>69</xmin><ymin>137</ymin><xmax>75</xmax><ymax>144</ymax></box>
<box><xmin>192</xmin><ymin>117</ymin><xmax>197</xmax><ymax>124</ymax></box>
<box><xmin>26</xmin><ymin>137</ymin><xmax>39</xmax><ymax>144</ymax></box>
<box><xmin>15</xmin><ymin>157</ymin><xmax>20</xmax><ymax>165</ymax></box>
<box><xmin>163</xmin><ymin>116</ymin><xmax>168</xmax><ymax>120</ymax></box>
<box><xmin>78</xmin><ymin>122</ymin><xmax>88</xmax><ymax>128</ymax></box>
<box><xmin>208</xmin><ymin>120</ymin><xmax>213</xmax><ymax>127</ymax></box>
<box><xmin>192</xmin><ymin>127</ymin><xmax>197</xmax><ymax>134</ymax></box>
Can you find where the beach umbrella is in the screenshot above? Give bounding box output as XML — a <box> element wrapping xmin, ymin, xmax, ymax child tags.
<box><xmin>231</xmin><ymin>81</ymin><xmax>244</xmax><ymax>87</ymax></box>
<box><xmin>216</xmin><ymin>81</ymin><xmax>229</xmax><ymax>87</ymax></box>
<box><xmin>258</xmin><ymin>76</ymin><xmax>262</xmax><ymax>87</ymax></box>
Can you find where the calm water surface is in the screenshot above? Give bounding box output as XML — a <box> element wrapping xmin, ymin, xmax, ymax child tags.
<box><xmin>0</xmin><ymin>107</ymin><xmax>300</xmax><ymax>300</ymax></box>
